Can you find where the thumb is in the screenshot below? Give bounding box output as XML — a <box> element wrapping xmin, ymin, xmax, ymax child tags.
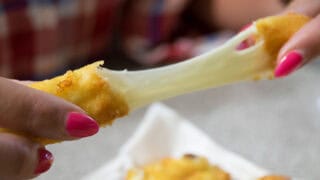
<box><xmin>0</xmin><ymin>77</ymin><xmax>99</xmax><ymax>141</ymax></box>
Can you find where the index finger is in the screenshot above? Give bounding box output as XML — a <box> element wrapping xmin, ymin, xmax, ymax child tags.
<box><xmin>283</xmin><ymin>0</ymin><xmax>320</xmax><ymax>17</ymax></box>
<box><xmin>0</xmin><ymin>77</ymin><xmax>99</xmax><ymax>142</ymax></box>
<box><xmin>274</xmin><ymin>0</ymin><xmax>320</xmax><ymax>77</ymax></box>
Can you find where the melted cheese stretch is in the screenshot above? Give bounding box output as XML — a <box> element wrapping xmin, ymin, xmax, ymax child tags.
<box><xmin>0</xmin><ymin>13</ymin><xmax>309</xmax><ymax>144</ymax></box>
<box><xmin>126</xmin><ymin>155</ymin><xmax>230</xmax><ymax>180</ymax></box>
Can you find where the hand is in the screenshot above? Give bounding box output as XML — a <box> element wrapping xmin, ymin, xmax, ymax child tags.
<box><xmin>0</xmin><ymin>77</ymin><xmax>99</xmax><ymax>179</ymax></box>
<box><xmin>275</xmin><ymin>0</ymin><xmax>320</xmax><ymax>77</ymax></box>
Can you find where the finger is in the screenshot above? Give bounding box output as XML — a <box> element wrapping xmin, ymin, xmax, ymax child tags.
<box><xmin>274</xmin><ymin>14</ymin><xmax>320</xmax><ymax>77</ymax></box>
<box><xmin>213</xmin><ymin>0</ymin><xmax>284</xmax><ymax>30</ymax></box>
<box><xmin>0</xmin><ymin>133</ymin><xmax>53</xmax><ymax>179</ymax></box>
<box><xmin>283</xmin><ymin>0</ymin><xmax>320</xmax><ymax>17</ymax></box>
<box><xmin>0</xmin><ymin>77</ymin><xmax>99</xmax><ymax>141</ymax></box>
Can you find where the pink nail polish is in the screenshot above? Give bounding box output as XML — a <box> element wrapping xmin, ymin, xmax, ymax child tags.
<box><xmin>34</xmin><ymin>148</ymin><xmax>53</xmax><ymax>175</ymax></box>
<box><xmin>275</xmin><ymin>51</ymin><xmax>303</xmax><ymax>77</ymax></box>
<box><xmin>236</xmin><ymin>36</ymin><xmax>255</xmax><ymax>51</ymax></box>
<box><xmin>66</xmin><ymin>112</ymin><xmax>99</xmax><ymax>138</ymax></box>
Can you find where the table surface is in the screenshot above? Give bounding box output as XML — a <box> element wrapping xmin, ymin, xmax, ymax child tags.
<box><xmin>38</xmin><ymin>60</ymin><xmax>320</xmax><ymax>180</ymax></box>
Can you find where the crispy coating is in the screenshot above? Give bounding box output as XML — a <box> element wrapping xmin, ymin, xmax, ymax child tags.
<box><xmin>256</xmin><ymin>13</ymin><xmax>310</xmax><ymax>66</ymax></box>
<box><xmin>249</xmin><ymin>13</ymin><xmax>309</xmax><ymax>81</ymax></box>
<box><xmin>1</xmin><ymin>14</ymin><xmax>309</xmax><ymax>145</ymax></box>
<box><xmin>30</xmin><ymin>61</ymin><xmax>129</xmax><ymax>126</ymax></box>
<box><xmin>257</xmin><ymin>175</ymin><xmax>290</xmax><ymax>180</ymax></box>
<box><xmin>29</xmin><ymin>61</ymin><xmax>129</xmax><ymax>144</ymax></box>
<box><xmin>126</xmin><ymin>155</ymin><xmax>230</xmax><ymax>180</ymax></box>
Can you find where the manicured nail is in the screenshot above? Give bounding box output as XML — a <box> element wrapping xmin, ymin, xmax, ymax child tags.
<box><xmin>34</xmin><ymin>148</ymin><xmax>54</xmax><ymax>175</ymax></box>
<box><xmin>237</xmin><ymin>39</ymin><xmax>251</xmax><ymax>50</ymax></box>
<box><xmin>275</xmin><ymin>51</ymin><xmax>303</xmax><ymax>77</ymax></box>
<box><xmin>65</xmin><ymin>112</ymin><xmax>99</xmax><ymax>138</ymax></box>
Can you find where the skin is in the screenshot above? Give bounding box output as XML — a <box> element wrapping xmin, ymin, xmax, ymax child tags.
<box><xmin>212</xmin><ymin>0</ymin><xmax>320</xmax><ymax>74</ymax></box>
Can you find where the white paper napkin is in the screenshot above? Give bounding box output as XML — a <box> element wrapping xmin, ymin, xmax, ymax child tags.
<box><xmin>83</xmin><ymin>103</ymin><xmax>270</xmax><ymax>180</ymax></box>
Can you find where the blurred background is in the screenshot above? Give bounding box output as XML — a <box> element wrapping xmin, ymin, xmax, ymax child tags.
<box><xmin>39</xmin><ymin>59</ymin><xmax>320</xmax><ymax>179</ymax></box>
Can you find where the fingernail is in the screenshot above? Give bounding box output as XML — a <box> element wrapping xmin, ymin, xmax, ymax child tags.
<box><xmin>66</xmin><ymin>112</ymin><xmax>99</xmax><ymax>138</ymax></box>
<box><xmin>239</xmin><ymin>22</ymin><xmax>252</xmax><ymax>33</ymax></box>
<box><xmin>34</xmin><ymin>148</ymin><xmax>54</xmax><ymax>175</ymax></box>
<box><xmin>275</xmin><ymin>51</ymin><xmax>303</xmax><ymax>77</ymax></box>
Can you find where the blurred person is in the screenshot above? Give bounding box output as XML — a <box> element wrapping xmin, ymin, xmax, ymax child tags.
<box><xmin>0</xmin><ymin>0</ymin><xmax>285</xmax><ymax>80</ymax></box>
<box><xmin>0</xmin><ymin>0</ymin><xmax>319</xmax><ymax>179</ymax></box>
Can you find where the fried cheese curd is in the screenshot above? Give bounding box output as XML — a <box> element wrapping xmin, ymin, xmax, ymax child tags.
<box><xmin>0</xmin><ymin>13</ymin><xmax>309</xmax><ymax>144</ymax></box>
<box><xmin>29</xmin><ymin>62</ymin><xmax>129</xmax><ymax>144</ymax></box>
<box><xmin>258</xmin><ymin>176</ymin><xmax>290</xmax><ymax>180</ymax></box>
<box><xmin>126</xmin><ymin>155</ymin><xmax>289</xmax><ymax>180</ymax></box>
<box><xmin>126</xmin><ymin>155</ymin><xmax>230</xmax><ymax>180</ymax></box>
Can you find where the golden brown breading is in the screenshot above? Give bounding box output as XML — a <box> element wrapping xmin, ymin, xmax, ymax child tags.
<box><xmin>0</xmin><ymin>14</ymin><xmax>310</xmax><ymax>145</ymax></box>
<box><xmin>126</xmin><ymin>155</ymin><xmax>230</xmax><ymax>180</ymax></box>
<box><xmin>256</xmin><ymin>13</ymin><xmax>310</xmax><ymax>65</ymax></box>
<box><xmin>257</xmin><ymin>175</ymin><xmax>290</xmax><ymax>180</ymax></box>
<box><xmin>30</xmin><ymin>61</ymin><xmax>129</xmax><ymax>126</ymax></box>
<box><xmin>126</xmin><ymin>155</ymin><xmax>290</xmax><ymax>180</ymax></box>
<box><xmin>26</xmin><ymin>61</ymin><xmax>129</xmax><ymax>144</ymax></box>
